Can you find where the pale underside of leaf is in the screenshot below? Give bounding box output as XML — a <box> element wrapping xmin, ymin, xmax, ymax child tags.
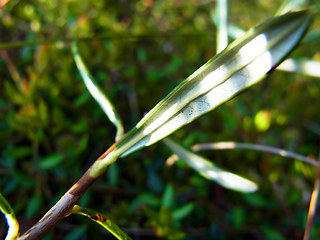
<box><xmin>108</xmin><ymin>10</ymin><xmax>312</xmax><ymax>159</ymax></box>
<box><xmin>163</xmin><ymin>138</ymin><xmax>258</xmax><ymax>193</ymax></box>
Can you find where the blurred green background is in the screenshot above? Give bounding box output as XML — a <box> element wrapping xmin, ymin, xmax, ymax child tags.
<box><xmin>0</xmin><ymin>0</ymin><xmax>320</xmax><ymax>239</ymax></box>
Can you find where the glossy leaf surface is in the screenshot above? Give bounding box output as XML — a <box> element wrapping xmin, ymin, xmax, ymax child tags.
<box><xmin>69</xmin><ymin>205</ymin><xmax>133</xmax><ymax>240</ymax></box>
<box><xmin>164</xmin><ymin>138</ymin><xmax>258</xmax><ymax>193</ymax></box>
<box><xmin>110</xmin><ymin>10</ymin><xmax>312</xmax><ymax>158</ymax></box>
<box><xmin>0</xmin><ymin>193</ymin><xmax>19</xmax><ymax>240</ymax></box>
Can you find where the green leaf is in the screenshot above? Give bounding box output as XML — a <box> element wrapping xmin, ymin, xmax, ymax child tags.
<box><xmin>159</xmin><ymin>206</ymin><xmax>174</xmax><ymax>227</ymax></box>
<box><xmin>25</xmin><ymin>194</ymin><xmax>42</xmax><ymax>219</ymax></box>
<box><xmin>71</xmin><ymin>42</ymin><xmax>124</xmax><ymax>141</ymax></box>
<box><xmin>162</xmin><ymin>184</ymin><xmax>174</xmax><ymax>209</ymax></box>
<box><xmin>62</xmin><ymin>226</ymin><xmax>87</xmax><ymax>240</ymax></box>
<box><xmin>163</xmin><ymin>138</ymin><xmax>258</xmax><ymax>193</ymax></box>
<box><xmin>231</xmin><ymin>207</ymin><xmax>245</xmax><ymax>229</ymax></box>
<box><xmin>262</xmin><ymin>226</ymin><xmax>286</xmax><ymax>240</ymax></box>
<box><xmin>69</xmin><ymin>205</ymin><xmax>133</xmax><ymax>240</ymax></box>
<box><xmin>128</xmin><ymin>193</ymin><xmax>161</xmax><ymax>213</ymax></box>
<box><xmin>112</xmin><ymin>10</ymin><xmax>312</xmax><ymax>158</ymax></box>
<box><xmin>4</xmin><ymin>146</ymin><xmax>32</xmax><ymax>159</ymax></box>
<box><xmin>172</xmin><ymin>203</ymin><xmax>194</xmax><ymax>221</ymax></box>
<box><xmin>0</xmin><ymin>193</ymin><xmax>19</xmax><ymax>240</ymax></box>
<box><xmin>40</xmin><ymin>154</ymin><xmax>64</xmax><ymax>169</ymax></box>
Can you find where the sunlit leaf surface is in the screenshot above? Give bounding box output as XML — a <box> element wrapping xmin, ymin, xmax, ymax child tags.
<box><xmin>0</xmin><ymin>193</ymin><xmax>19</xmax><ymax>240</ymax></box>
<box><xmin>72</xmin><ymin>42</ymin><xmax>124</xmax><ymax>141</ymax></box>
<box><xmin>69</xmin><ymin>205</ymin><xmax>133</xmax><ymax>240</ymax></box>
<box><xmin>108</xmin><ymin>10</ymin><xmax>312</xmax><ymax>159</ymax></box>
<box><xmin>164</xmin><ymin>138</ymin><xmax>258</xmax><ymax>193</ymax></box>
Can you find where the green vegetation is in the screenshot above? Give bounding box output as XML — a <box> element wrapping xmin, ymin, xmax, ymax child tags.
<box><xmin>0</xmin><ymin>0</ymin><xmax>320</xmax><ymax>239</ymax></box>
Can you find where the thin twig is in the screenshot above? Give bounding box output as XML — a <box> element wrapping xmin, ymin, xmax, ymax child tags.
<box><xmin>191</xmin><ymin>142</ymin><xmax>319</xmax><ymax>166</ymax></box>
<box><xmin>0</xmin><ymin>32</ymin><xmax>214</xmax><ymax>50</ymax></box>
<box><xmin>166</xmin><ymin>141</ymin><xmax>318</xmax><ymax>167</ymax></box>
<box><xmin>303</xmin><ymin>156</ymin><xmax>320</xmax><ymax>240</ymax></box>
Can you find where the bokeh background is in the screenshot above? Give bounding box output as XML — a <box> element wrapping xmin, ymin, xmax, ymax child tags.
<box><xmin>1</xmin><ymin>0</ymin><xmax>320</xmax><ymax>239</ymax></box>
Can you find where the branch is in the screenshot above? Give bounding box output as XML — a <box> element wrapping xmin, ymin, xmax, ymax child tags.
<box><xmin>17</xmin><ymin>140</ymin><xmax>120</xmax><ymax>240</ymax></box>
<box><xmin>303</xmin><ymin>157</ymin><xmax>320</xmax><ymax>240</ymax></box>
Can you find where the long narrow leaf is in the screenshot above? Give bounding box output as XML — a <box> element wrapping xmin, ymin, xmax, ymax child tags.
<box><xmin>69</xmin><ymin>205</ymin><xmax>133</xmax><ymax>240</ymax></box>
<box><xmin>71</xmin><ymin>42</ymin><xmax>124</xmax><ymax>141</ymax></box>
<box><xmin>213</xmin><ymin>0</ymin><xmax>229</xmax><ymax>53</ymax></box>
<box><xmin>275</xmin><ymin>0</ymin><xmax>307</xmax><ymax>15</ymax></box>
<box><xmin>0</xmin><ymin>193</ymin><xmax>19</xmax><ymax>240</ymax></box>
<box><xmin>191</xmin><ymin>142</ymin><xmax>319</xmax><ymax>167</ymax></box>
<box><xmin>277</xmin><ymin>58</ymin><xmax>320</xmax><ymax>78</ymax></box>
<box><xmin>163</xmin><ymin>138</ymin><xmax>258</xmax><ymax>193</ymax></box>
<box><xmin>107</xmin><ymin>10</ymin><xmax>312</xmax><ymax>159</ymax></box>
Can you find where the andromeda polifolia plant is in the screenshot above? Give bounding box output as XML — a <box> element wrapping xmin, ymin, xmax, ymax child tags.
<box><xmin>0</xmin><ymin>6</ymin><xmax>318</xmax><ymax>240</ymax></box>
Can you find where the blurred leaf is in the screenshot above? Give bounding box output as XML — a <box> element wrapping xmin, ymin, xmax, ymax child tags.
<box><xmin>159</xmin><ymin>206</ymin><xmax>173</xmax><ymax>227</ymax></box>
<box><xmin>25</xmin><ymin>194</ymin><xmax>42</xmax><ymax>219</ymax></box>
<box><xmin>112</xmin><ymin>10</ymin><xmax>312</xmax><ymax>158</ymax></box>
<box><xmin>213</xmin><ymin>0</ymin><xmax>229</xmax><ymax>52</ymax></box>
<box><xmin>262</xmin><ymin>226</ymin><xmax>286</xmax><ymax>240</ymax></box>
<box><xmin>107</xmin><ymin>162</ymin><xmax>119</xmax><ymax>186</ymax></box>
<box><xmin>172</xmin><ymin>203</ymin><xmax>194</xmax><ymax>221</ymax></box>
<box><xmin>4</xmin><ymin>146</ymin><xmax>32</xmax><ymax>159</ymax></box>
<box><xmin>40</xmin><ymin>154</ymin><xmax>64</xmax><ymax>169</ymax></box>
<box><xmin>62</xmin><ymin>225</ymin><xmax>87</xmax><ymax>240</ymax></box>
<box><xmin>0</xmin><ymin>193</ymin><xmax>19</xmax><ymax>240</ymax></box>
<box><xmin>231</xmin><ymin>207</ymin><xmax>245</xmax><ymax>229</ymax></box>
<box><xmin>164</xmin><ymin>138</ymin><xmax>258</xmax><ymax>193</ymax></box>
<box><xmin>128</xmin><ymin>193</ymin><xmax>161</xmax><ymax>213</ymax></box>
<box><xmin>12</xmin><ymin>170</ymin><xmax>35</xmax><ymax>187</ymax></box>
<box><xmin>147</xmin><ymin>170</ymin><xmax>164</xmax><ymax>194</ymax></box>
<box><xmin>69</xmin><ymin>205</ymin><xmax>133</xmax><ymax>240</ymax></box>
<box><xmin>243</xmin><ymin>193</ymin><xmax>269</xmax><ymax>208</ymax></box>
<box><xmin>161</xmin><ymin>184</ymin><xmax>174</xmax><ymax>209</ymax></box>
<box><xmin>278</xmin><ymin>58</ymin><xmax>320</xmax><ymax>78</ymax></box>
<box><xmin>151</xmin><ymin>207</ymin><xmax>185</xmax><ymax>240</ymax></box>
<box><xmin>275</xmin><ymin>0</ymin><xmax>307</xmax><ymax>15</ymax></box>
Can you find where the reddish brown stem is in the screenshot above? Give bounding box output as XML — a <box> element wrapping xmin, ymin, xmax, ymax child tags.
<box><xmin>17</xmin><ymin>140</ymin><xmax>120</xmax><ymax>240</ymax></box>
<box><xmin>303</xmin><ymin>156</ymin><xmax>320</xmax><ymax>240</ymax></box>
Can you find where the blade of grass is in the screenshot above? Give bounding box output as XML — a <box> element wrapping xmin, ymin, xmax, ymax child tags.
<box><xmin>71</xmin><ymin>42</ymin><xmax>124</xmax><ymax>141</ymax></box>
<box><xmin>69</xmin><ymin>205</ymin><xmax>133</xmax><ymax>240</ymax></box>
<box><xmin>0</xmin><ymin>193</ymin><xmax>19</xmax><ymax>240</ymax></box>
<box><xmin>213</xmin><ymin>0</ymin><xmax>228</xmax><ymax>53</ymax></box>
<box><xmin>163</xmin><ymin>138</ymin><xmax>258</xmax><ymax>193</ymax></box>
<box><xmin>277</xmin><ymin>58</ymin><xmax>320</xmax><ymax>78</ymax></box>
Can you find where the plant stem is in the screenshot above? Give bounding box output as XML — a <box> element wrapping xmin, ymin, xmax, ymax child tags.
<box><xmin>17</xmin><ymin>140</ymin><xmax>120</xmax><ymax>240</ymax></box>
<box><xmin>303</xmin><ymin>157</ymin><xmax>320</xmax><ymax>240</ymax></box>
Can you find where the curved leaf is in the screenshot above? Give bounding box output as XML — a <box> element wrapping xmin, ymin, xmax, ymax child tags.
<box><xmin>110</xmin><ymin>10</ymin><xmax>312</xmax><ymax>158</ymax></box>
<box><xmin>163</xmin><ymin>138</ymin><xmax>258</xmax><ymax>193</ymax></box>
<box><xmin>0</xmin><ymin>193</ymin><xmax>19</xmax><ymax>240</ymax></box>
<box><xmin>71</xmin><ymin>42</ymin><xmax>124</xmax><ymax>141</ymax></box>
<box><xmin>69</xmin><ymin>205</ymin><xmax>132</xmax><ymax>240</ymax></box>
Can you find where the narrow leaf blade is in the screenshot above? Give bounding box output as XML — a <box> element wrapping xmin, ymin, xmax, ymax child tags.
<box><xmin>0</xmin><ymin>193</ymin><xmax>19</xmax><ymax>240</ymax></box>
<box><xmin>71</xmin><ymin>42</ymin><xmax>124</xmax><ymax>141</ymax></box>
<box><xmin>111</xmin><ymin>10</ymin><xmax>312</xmax><ymax>158</ymax></box>
<box><xmin>163</xmin><ymin>138</ymin><xmax>258</xmax><ymax>193</ymax></box>
<box><xmin>69</xmin><ymin>205</ymin><xmax>133</xmax><ymax>240</ymax></box>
